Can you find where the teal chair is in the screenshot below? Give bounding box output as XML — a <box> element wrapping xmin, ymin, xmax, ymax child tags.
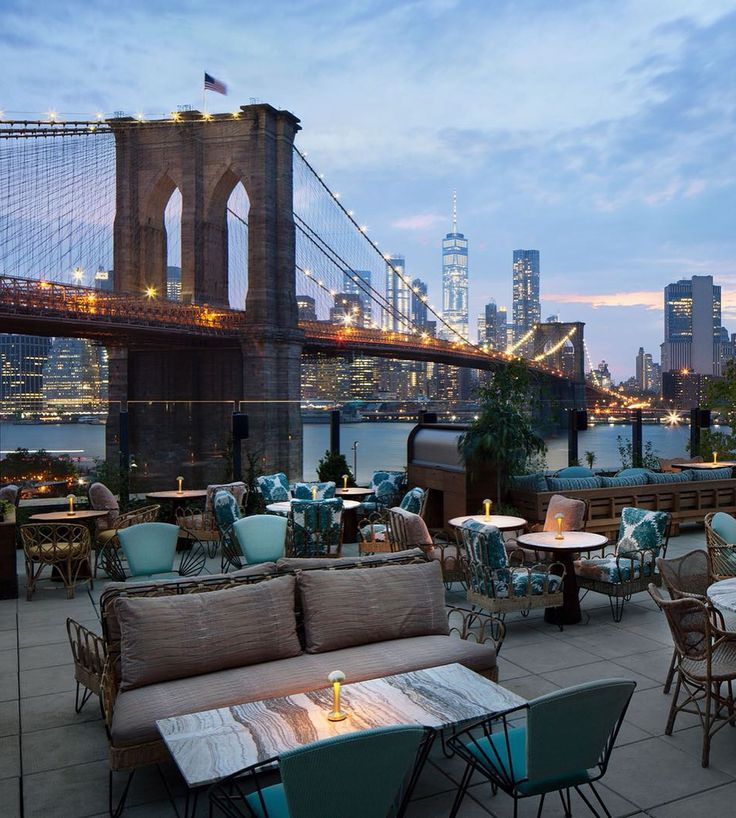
<box><xmin>208</xmin><ymin>725</ymin><xmax>430</xmax><ymax>818</ymax></box>
<box><xmin>115</xmin><ymin>522</ymin><xmax>205</xmax><ymax>581</ymax></box>
<box><xmin>448</xmin><ymin>679</ymin><xmax>636</xmax><ymax>818</ymax></box>
<box><xmin>288</xmin><ymin>498</ymin><xmax>344</xmax><ymax>557</ymax></box>
<box><xmin>232</xmin><ymin>515</ymin><xmax>288</xmax><ymax>565</ymax></box>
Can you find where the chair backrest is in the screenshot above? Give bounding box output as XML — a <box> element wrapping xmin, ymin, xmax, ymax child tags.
<box><xmin>710</xmin><ymin>512</ymin><xmax>736</xmax><ymax>545</ymax></box>
<box><xmin>370</xmin><ymin>470</ymin><xmax>406</xmax><ymax>504</ymax></box>
<box><xmin>542</xmin><ymin>494</ymin><xmax>587</xmax><ymax>533</ymax></box>
<box><xmin>88</xmin><ymin>481</ymin><xmax>120</xmax><ymax>530</ymax></box>
<box><xmin>289</xmin><ymin>498</ymin><xmax>343</xmax><ymax>557</ymax></box>
<box><xmin>232</xmin><ymin>514</ymin><xmax>287</xmax><ymax>563</ymax></box>
<box><xmin>212</xmin><ymin>489</ymin><xmax>243</xmax><ymax>533</ymax></box>
<box><xmin>648</xmin><ymin>583</ymin><xmax>711</xmax><ymax>660</ymax></box>
<box><xmin>117</xmin><ymin>522</ymin><xmax>179</xmax><ymax>577</ymax></box>
<box><xmin>256</xmin><ymin>472</ymin><xmax>291</xmax><ymax>504</ymax></box>
<box><xmin>656</xmin><ymin>550</ymin><xmax>710</xmax><ymax>600</ymax></box>
<box><xmin>20</xmin><ymin>523</ymin><xmax>91</xmax><ymax>561</ymax></box>
<box><xmin>399</xmin><ymin>486</ymin><xmax>427</xmax><ymax>516</ymax></box>
<box><xmin>461</xmin><ymin>520</ymin><xmax>507</xmax><ymax>570</ymax></box>
<box><xmin>526</xmin><ymin>679</ymin><xmax>635</xmax><ymax>782</ymax></box>
<box><xmin>204</xmin><ymin>481</ymin><xmax>246</xmax><ymax>512</ymax></box>
<box><xmin>279</xmin><ymin>726</ymin><xmax>426</xmax><ymax>818</ymax></box>
<box><xmin>292</xmin><ymin>481</ymin><xmax>336</xmax><ymax>500</ymax></box>
<box><xmin>388</xmin><ymin>506</ymin><xmax>432</xmax><ymax>549</ymax></box>
<box><xmin>0</xmin><ymin>484</ymin><xmax>20</xmax><ymax>507</ymax></box>
<box><xmin>617</xmin><ymin>507</ymin><xmax>670</xmax><ymax>557</ymax></box>
<box><xmin>555</xmin><ymin>466</ymin><xmax>594</xmax><ymax>478</ymax></box>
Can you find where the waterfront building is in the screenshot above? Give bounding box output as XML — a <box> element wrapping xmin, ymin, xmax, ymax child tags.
<box><xmin>383</xmin><ymin>255</ymin><xmax>411</xmax><ymax>332</ymax></box>
<box><xmin>477</xmin><ymin>313</ymin><xmax>487</xmax><ymax>346</ymax></box>
<box><xmin>441</xmin><ymin>194</ymin><xmax>469</xmax><ymax>342</ymax></box>
<box><xmin>344</xmin><ymin>269</ymin><xmax>372</xmax><ymax>326</ymax></box>
<box><xmin>635</xmin><ymin>347</ymin><xmax>655</xmax><ymax>392</ymax></box>
<box><xmin>411</xmin><ymin>278</ymin><xmax>428</xmax><ymax>329</ymax></box>
<box><xmin>0</xmin><ymin>334</ymin><xmax>51</xmax><ymax>419</ymax></box>
<box><xmin>662</xmin><ymin>370</ymin><xmax>712</xmax><ymax>409</ymax></box>
<box><xmin>297</xmin><ymin>295</ymin><xmax>317</xmax><ymax>322</ymax></box>
<box><xmin>166</xmin><ymin>266</ymin><xmax>182</xmax><ymax>301</ymax></box>
<box><xmin>661</xmin><ymin>275</ymin><xmax>722</xmax><ymax>375</ymax></box>
<box><xmin>42</xmin><ymin>338</ymin><xmax>107</xmax><ymax>418</ymax></box>
<box><xmin>512</xmin><ymin>249</ymin><xmax>541</xmax><ymax>347</ymax></box>
<box><xmin>94</xmin><ymin>267</ymin><xmax>113</xmax><ymax>292</ymax></box>
<box><xmin>481</xmin><ymin>301</ymin><xmax>507</xmax><ymax>350</ymax></box>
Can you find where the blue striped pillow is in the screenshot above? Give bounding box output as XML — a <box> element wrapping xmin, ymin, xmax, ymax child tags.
<box><xmin>648</xmin><ymin>470</ymin><xmax>693</xmax><ymax>484</ymax></box>
<box><xmin>509</xmin><ymin>472</ymin><xmax>548</xmax><ymax>492</ymax></box>
<box><xmin>692</xmin><ymin>467</ymin><xmax>733</xmax><ymax>481</ymax></box>
<box><xmin>599</xmin><ymin>475</ymin><xmax>649</xmax><ymax>488</ymax></box>
<box><xmin>546</xmin><ymin>476</ymin><xmax>601</xmax><ymax>491</ymax></box>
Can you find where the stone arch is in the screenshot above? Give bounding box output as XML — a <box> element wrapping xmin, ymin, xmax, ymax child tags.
<box><xmin>137</xmin><ymin>172</ymin><xmax>179</xmax><ymax>297</ymax></box>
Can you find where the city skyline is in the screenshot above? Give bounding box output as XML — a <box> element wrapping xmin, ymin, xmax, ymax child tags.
<box><xmin>1</xmin><ymin>1</ymin><xmax>735</xmax><ymax>379</ymax></box>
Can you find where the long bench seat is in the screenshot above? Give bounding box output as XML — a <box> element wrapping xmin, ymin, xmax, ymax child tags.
<box><xmin>510</xmin><ymin>477</ymin><xmax>736</xmax><ymax>540</ymax></box>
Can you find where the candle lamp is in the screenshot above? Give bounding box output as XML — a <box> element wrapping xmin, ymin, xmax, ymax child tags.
<box><xmin>483</xmin><ymin>498</ymin><xmax>492</xmax><ymax>520</ymax></box>
<box><xmin>176</xmin><ymin>476</ymin><xmax>184</xmax><ymax>495</ymax></box>
<box><xmin>66</xmin><ymin>494</ymin><xmax>76</xmax><ymax>516</ymax></box>
<box><xmin>342</xmin><ymin>474</ymin><xmax>348</xmax><ymax>490</ymax></box>
<box><xmin>327</xmin><ymin>670</ymin><xmax>347</xmax><ymax>721</ymax></box>
<box><xmin>311</xmin><ymin>485</ymin><xmax>318</xmax><ymax>501</ymax></box>
<box><xmin>714</xmin><ymin>451</ymin><xmax>718</xmax><ymax>465</ymax></box>
<box><xmin>554</xmin><ymin>512</ymin><xmax>565</xmax><ymax>540</ymax></box>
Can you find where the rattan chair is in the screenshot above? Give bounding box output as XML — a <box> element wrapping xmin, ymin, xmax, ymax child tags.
<box><xmin>66</xmin><ymin>617</ymin><xmax>106</xmax><ymax>713</ymax></box>
<box><xmin>386</xmin><ymin>506</ymin><xmax>463</xmax><ymax>586</ymax></box>
<box><xmin>657</xmin><ymin>549</ymin><xmax>711</xmax><ymax>694</ymax></box>
<box><xmin>94</xmin><ymin>503</ymin><xmax>160</xmax><ymax>578</ymax></box>
<box><xmin>705</xmin><ymin>512</ymin><xmax>736</xmax><ymax>582</ymax></box>
<box><xmin>20</xmin><ymin>523</ymin><xmax>92</xmax><ymax>600</ymax></box>
<box><xmin>176</xmin><ymin>482</ymin><xmax>247</xmax><ymax>558</ymax></box>
<box><xmin>358</xmin><ymin>487</ymin><xmax>429</xmax><ymax>555</ymax></box>
<box><xmin>287</xmin><ymin>498</ymin><xmax>344</xmax><ymax>557</ymax></box>
<box><xmin>648</xmin><ymin>583</ymin><xmax>736</xmax><ymax>766</ymax></box>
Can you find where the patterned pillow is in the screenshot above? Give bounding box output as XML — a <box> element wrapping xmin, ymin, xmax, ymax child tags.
<box><xmin>546</xmin><ymin>477</ymin><xmax>601</xmax><ymax>491</ymax></box>
<box><xmin>205</xmin><ymin>481</ymin><xmax>246</xmax><ymax>512</ymax></box>
<box><xmin>648</xmin><ymin>470</ymin><xmax>693</xmax><ymax>484</ymax></box>
<box><xmin>292</xmin><ymin>481</ymin><xmax>336</xmax><ymax>500</ymax></box>
<box><xmin>257</xmin><ymin>472</ymin><xmax>291</xmax><ymax>504</ymax></box>
<box><xmin>461</xmin><ymin>521</ymin><xmax>507</xmax><ymax>570</ymax></box>
<box><xmin>691</xmin><ymin>467</ymin><xmax>733</xmax><ymax>481</ymax></box>
<box><xmin>290</xmin><ymin>498</ymin><xmax>344</xmax><ymax>556</ymax></box>
<box><xmin>616</xmin><ymin>507</ymin><xmax>669</xmax><ymax>557</ymax></box>
<box><xmin>399</xmin><ymin>487</ymin><xmax>425</xmax><ymax>514</ymax></box>
<box><xmin>370</xmin><ymin>471</ymin><xmax>406</xmax><ymax>505</ymax></box>
<box><xmin>599</xmin><ymin>475</ymin><xmax>648</xmax><ymax>488</ymax></box>
<box><xmin>509</xmin><ymin>472</ymin><xmax>548</xmax><ymax>492</ymax></box>
<box><xmin>213</xmin><ymin>490</ymin><xmax>242</xmax><ymax>531</ymax></box>
<box><xmin>575</xmin><ymin>554</ymin><xmax>655</xmax><ymax>583</ymax></box>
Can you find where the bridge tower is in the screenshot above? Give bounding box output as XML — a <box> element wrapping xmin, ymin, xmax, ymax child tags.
<box><xmin>108</xmin><ymin>105</ymin><xmax>303</xmax><ymax>480</ymax></box>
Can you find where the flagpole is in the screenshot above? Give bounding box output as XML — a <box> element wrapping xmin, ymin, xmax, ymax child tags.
<box><xmin>202</xmin><ymin>85</ymin><xmax>207</xmax><ymax>115</ymax></box>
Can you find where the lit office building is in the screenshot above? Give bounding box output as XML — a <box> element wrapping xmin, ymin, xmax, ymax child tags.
<box><xmin>383</xmin><ymin>255</ymin><xmax>411</xmax><ymax>332</ymax></box>
<box><xmin>343</xmin><ymin>269</ymin><xmax>372</xmax><ymax>326</ymax></box>
<box><xmin>167</xmin><ymin>266</ymin><xmax>182</xmax><ymax>301</ymax></box>
<box><xmin>297</xmin><ymin>295</ymin><xmax>317</xmax><ymax>322</ymax></box>
<box><xmin>512</xmin><ymin>249</ymin><xmax>541</xmax><ymax>346</ymax></box>
<box><xmin>661</xmin><ymin>275</ymin><xmax>722</xmax><ymax>375</ymax></box>
<box><xmin>42</xmin><ymin>338</ymin><xmax>107</xmax><ymax>418</ymax></box>
<box><xmin>441</xmin><ymin>195</ymin><xmax>469</xmax><ymax>341</ymax></box>
<box><xmin>0</xmin><ymin>334</ymin><xmax>51</xmax><ymax>418</ymax></box>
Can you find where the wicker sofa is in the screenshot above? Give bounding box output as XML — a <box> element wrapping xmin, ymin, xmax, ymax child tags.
<box><xmin>69</xmin><ymin>550</ymin><xmax>501</xmax><ymax>812</ymax></box>
<box><xmin>510</xmin><ymin>468</ymin><xmax>736</xmax><ymax>540</ymax></box>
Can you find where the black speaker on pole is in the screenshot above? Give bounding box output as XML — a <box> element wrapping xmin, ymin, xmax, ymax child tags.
<box><xmin>699</xmin><ymin>409</ymin><xmax>711</xmax><ymax>428</ymax></box>
<box><xmin>232</xmin><ymin>413</ymin><xmax>249</xmax><ymax>481</ymax></box>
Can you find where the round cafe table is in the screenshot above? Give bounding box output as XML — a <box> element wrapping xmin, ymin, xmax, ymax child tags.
<box><xmin>707</xmin><ymin>579</ymin><xmax>736</xmax><ymax>630</ymax></box>
<box><xmin>516</xmin><ymin>531</ymin><xmax>608</xmax><ymax>625</ymax></box>
<box><xmin>145</xmin><ymin>490</ymin><xmax>207</xmax><ymax>501</ymax></box>
<box><xmin>335</xmin><ymin>487</ymin><xmax>373</xmax><ymax>499</ymax></box>
<box><xmin>671</xmin><ymin>462</ymin><xmax>736</xmax><ymax>471</ymax></box>
<box><xmin>448</xmin><ymin>514</ymin><xmax>527</xmax><ymax>532</ymax></box>
<box><xmin>266</xmin><ymin>499</ymin><xmax>361</xmax><ymax>514</ymax></box>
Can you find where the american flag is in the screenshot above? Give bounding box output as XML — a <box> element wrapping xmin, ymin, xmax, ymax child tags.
<box><xmin>204</xmin><ymin>72</ymin><xmax>227</xmax><ymax>95</ymax></box>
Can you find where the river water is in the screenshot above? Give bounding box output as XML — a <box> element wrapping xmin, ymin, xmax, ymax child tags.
<box><xmin>0</xmin><ymin>420</ymin><xmax>700</xmax><ymax>484</ymax></box>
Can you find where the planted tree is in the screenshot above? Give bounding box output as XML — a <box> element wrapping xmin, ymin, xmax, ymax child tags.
<box><xmin>316</xmin><ymin>450</ymin><xmax>355</xmax><ymax>487</ymax></box>
<box><xmin>459</xmin><ymin>360</ymin><xmax>546</xmax><ymax>502</ymax></box>
<box><xmin>701</xmin><ymin>360</ymin><xmax>736</xmax><ymax>459</ymax></box>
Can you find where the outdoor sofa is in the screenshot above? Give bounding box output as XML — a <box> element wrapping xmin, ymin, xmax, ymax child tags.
<box><xmin>68</xmin><ymin>549</ymin><xmax>501</xmax><ymax>809</ymax></box>
<box><xmin>509</xmin><ymin>467</ymin><xmax>736</xmax><ymax>540</ymax></box>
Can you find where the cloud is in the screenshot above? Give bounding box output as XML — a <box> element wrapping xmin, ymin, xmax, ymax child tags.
<box><xmin>546</xmin><ymin>291</ymin><xmax>662</xmax><ymax>310</ymax></box>
<box><xmin>391</xmin><ymin>213</ymin><xmax>446</xmax><ymax>231</ymax></box>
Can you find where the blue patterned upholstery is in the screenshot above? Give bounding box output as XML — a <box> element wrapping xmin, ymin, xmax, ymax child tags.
<box><xmin>290</xmin><ymin>498</ymin><xmax>344</xmax><ymax>557</ymax></box>
<box><xmin>546</xmin><ymin>476</ymin><xmax>601</xmax><ymax>491</ymax></box>
<box><xmin>399</xmin><ymin>487</ymin><xmax>425</xmax><ymax>514</ymax></box>
<box><xmin>599</xmin><ymin>475</ymin><xmax>648</xmax><ymax>488</ymax></box>
<box><xmin>574</xmin><ymin>554</ymin><xmax>654</xmax><ymax>583</ymax></box>
<box><xmin>691</xmin><ymin>467</ymin><xmax>733</xmax><ymax>481</ymax></box>
<box><xmin>292</xmin><ymin>481</ymin><xmax>336</xmax><ymax>500</ymax></box>
<box><xmin>615</xmin><ymin>468</ymin><xmax>653</xmax><ymax>479</ymax></box>
<box><xmin>213</xmin><ymin>489</ymin><xmax>242</xmax><ymax>533</ymax></box>
<box><xmin>648</xmin><ymin>470</ymin><xmax>693</xmax><ymax>483</ymax></box>
<box><xmin>617</xmin><ymin>507</ymin><xmax>669</xmax><ymax>557</ymax></box>
<box><xmin>556</xmin><ymin>467</ymin><xmax>595</xmax><ymax>478</ymax></box>
<box><xmin>509</xmin><ymin>472</ymin><xmax>548</xmax><ymax>492</ymax></box>
<box><xmin>490</xmin><ymin>570</ymin><xmax>563</xmax><ymax>598</ymax></box>
<box><xmin>461</xmin><ymin>521</ymin><xmax>507</xmax><ymax>570</ymax></box>
<box><xmin>256</xmin><ymin>472</ymin><xmax>291</xmax><ymax>504</ymax></box>
<box><xmin>361</xmin><ymin>470</ymin><xmax>406</xmax><ymax>512</ymax></box>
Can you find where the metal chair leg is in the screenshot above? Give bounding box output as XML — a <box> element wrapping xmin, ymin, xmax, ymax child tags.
<box><xmin>109</xmin><ymin>770</ymin><xmax>135</xmax><ymax>818</ymax></box>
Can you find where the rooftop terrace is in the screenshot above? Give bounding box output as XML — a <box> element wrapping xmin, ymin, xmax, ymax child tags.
<box><xmin>1</xmin><ymin>527</ymin><xmax>734</xmax><ymax>817</ymax></box>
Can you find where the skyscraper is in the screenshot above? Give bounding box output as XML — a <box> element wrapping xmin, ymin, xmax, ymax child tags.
<box><xmin>0</xmin><ymin>334</ymin><xmax>51</xmax><ymax>418</ymax></box>
<box><xmin>166</xmin><ymin>266</ymin><xmax>182</xmax><ymax>301</ymax></box>
<box><xmin>43</xmin><ymin>338</ymin><xmax>107</xmax><ymax>418</ymax></box>
<box><xmin>94</xmin><ymin>267</ymin><xmax>113</xmax><ymax>292</ymax></box>
<box><xmin>512</xmin><ymin>249</ymin><xmax>541</xmax><ymax>342</ymax></box>
<box><xmin>635</xmin><ymin>347</ymin><xmax>654</xmax><ymax>392</ymax></box>
<box><xmin>411</xmin><ymin>278</ymin><xmax>428</xmax><ymax>329</ymax></box>
<box><xmin>343</xmin><ymin>269</ymin><xmax>372</xmax><ymax>326</ymax></box>
<box><xmin>661</xmin><ymin>275</ymin><xmax>722</xmax><ymax>375</ymax></box>
<box><xmin>441</xmin><ymin>193</ymin><xmax>468</xmax><ymax>341</ymax></box>
<box><xmin>383</xmin><ymin>255</ymin><xmax>410</xmax><ymax>332</ymax></box>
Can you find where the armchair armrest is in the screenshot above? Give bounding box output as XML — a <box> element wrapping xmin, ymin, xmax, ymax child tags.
<box><xmin>447</xmin><ymin>606</ymin><xmax>506</xmax><ymax>654</ymax></box>
<box><xmin>99</xmin><ymin>656</ymin><xmax>119</xmax><ymax>734</ymax></box>
<box><xmin>66</xmin><ymin>618</ymin><xmax>106</xmax><ymax>695</ymax></box>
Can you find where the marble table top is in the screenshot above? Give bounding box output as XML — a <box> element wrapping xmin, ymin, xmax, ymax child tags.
<box><xmin>516</xmin><ymin>531</ymin><xmax>608</xmax><ymax>553</ymax></box>
<box><xmin>157</xmin><ymin>662</ymin><xmax>525</xmax><ymax>788</ymax></box>
<box><xmin>449</xmin><ymin>514</ymin><xmax>527</xmax><ymax>531</ymax></box>
<box><xmin>708</xmin><ymin>578</ymin><xmax>736</xmax><ymax>614</ymax></box>
<box><xmin>671</xmin><ymin>462</ymin><xmax>736</xmax><ymax>470</ymax></box>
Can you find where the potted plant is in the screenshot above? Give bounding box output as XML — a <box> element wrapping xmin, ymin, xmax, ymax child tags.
<box><xmin>459</xmin><ymin>359</ymin><xmax>546</xmax><ymax>503</ymax></box>
<box><xmin>0</xmin><ymin>499</ymin><xmax>13</xmax><ymax>524</ymax></box>
<box><xmin>316</xmin><ymin>451</ymin><xmax>355</xmax><ymax>486</ymax></box>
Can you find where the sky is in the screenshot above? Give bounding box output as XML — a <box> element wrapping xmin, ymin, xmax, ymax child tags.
<box><xmin>2</xmin><ymin>0</ymin><xmax>735</xmax><ymax>380</ymax></box>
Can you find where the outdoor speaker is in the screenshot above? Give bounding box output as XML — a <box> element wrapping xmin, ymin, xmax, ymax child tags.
<box><xmin>699</xmin><ymin>409</ymin><xmax>711</xmax><ymax>428</ymax></box>
<box><xmin>232</xmin><ymin>413</ymin><xmax>249</xmax><ymax>440</ymax></box>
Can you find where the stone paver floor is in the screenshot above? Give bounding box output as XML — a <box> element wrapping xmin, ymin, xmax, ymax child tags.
<box><xmin>1</xmin><ymin>525</ymin><xmax>732</xmax><ymax>817</ymax></box>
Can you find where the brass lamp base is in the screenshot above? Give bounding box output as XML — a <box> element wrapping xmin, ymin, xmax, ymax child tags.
<box><xmin>554</xmin><ymin>534</ymin><xmax>564</xmax><ymax>541</ymax></box>
<box><xmin>327</xmin><ymin>710</ymin><xmax>347</xmax><ymax>722</ymax></box>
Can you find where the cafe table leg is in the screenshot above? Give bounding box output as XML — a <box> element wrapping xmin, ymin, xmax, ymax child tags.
<box><xmin>544</xmin><ymin>551</ymin><xmax>581</xmax><ymax>626</ymax></box>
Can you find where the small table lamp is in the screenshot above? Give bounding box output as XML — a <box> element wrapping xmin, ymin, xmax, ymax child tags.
<box><xmin>66</xmin><ymin>494</ymin><xmax>76</xmax><ymax>516</ymax></box>
<box><xmin>554</xmin><ymin>512</ymin><xmax>565</xmax><ymax>540</ymax></box>
<box><xmin>176</xmin><ymin>476</ymin><xmax>184</xmax><ymax>495</ymax></box>
<box><xmin>327</xmin><ymin>670</ymin><xmax>347</xmax><ymax>721</ymax></box>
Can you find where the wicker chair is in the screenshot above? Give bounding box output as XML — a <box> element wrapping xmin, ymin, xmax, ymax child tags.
<box><xmin>176</xmin><ymin>481</ymin><xmax>247</xmax><ymax>558</ymax></box>
<box><xmin>287</xmin><ymin>498</ymin><xmax>344</xmax><ymax>557</ymax></box>
<box><xmin>648</xmin><ymin>583</ymin><xmax>736</xmax><ymax>767</ymax></box>
<box><xmin>461</xmin><ymin>520</ymin><xmax>565</xmax><ymax>630</ymax></box>
<box><xmin>358</xmin><ymin>487</ymin><xmax>428</xmax><ymax>555</ymax></box>
<box><xmin>95</xmin><ymin>504</ymin><xmax>160</xmax><ymax>578</ymax></box>
<box><xmin>657</xmin><ymin>549</ymin><xmax>711</xmax><ymax>695</ymax></box>
<box><xmin>705</xmin><ymin>512</ymin><xmax>736</xmax><ymax>582</ymax></box>
<box><xmin>20</xmin><ymin>523</ymin><xmax>92</xmax><ymax>600</ymax></box>
<box><xmin>66</xmin><ymin>618</ymin><xmax>106</xmax><ymax>713</ymax></box>
<box><xmin>575</xmin><ymin>507</ymin><xmax>671</xmax><ymax>622</ymax></box>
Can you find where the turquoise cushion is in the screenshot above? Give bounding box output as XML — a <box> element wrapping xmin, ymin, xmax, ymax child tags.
<box><xmin>257</xmin><ymin>473</ymin><xmax>291</xmax><ymax>504</ymax></box>
<box><xmin>466</xmin><ymin>725</ymin><xmax>590</xmax><ymax>796</ymax></box>
<box><xmin>616</xmin><ymin>468</ymin><xmax>653</xmax><ymax>478</ymax></box>
<box><xmin>575</xmin><ymin>555</ymin><xmax>653</xmax><ymax>583</ymax></box>
<box><xmin>599</xmin><ymin>475</ymin><xmax>648</xmax><ymax>488</ymax></box>
<box><xmin>711</xmin><ymin>512</ymin><xmax>736</xmax><ymax>544</ymax></box>
<box><xmin>399</xmin><ymin>487</ymin><xmax>425</xmax><ymax>514</ymax></box>
<box><xmin>556</xmin><ymin>467</ymin><xmax>595</xmax><ymax>478</ymax></box>
<box><xmin>245</xmin><ymin>783</ymin><xmax>288</xmax><ymax>818</ymax></box>
<box><xmin>501</xmin><ymin>571</ymin><xmax>562</xmax><ymax>598</ymax></box>
<box><xmin>692</xmin><ymin>467</ymin><xmax>733</xmax><ymax>481</ymax></box>
<box><xmin>509</xmin><ymin>472</ymin><xmax>548</xmax><ymax>492</ymax></box>
<box><xmin>617</xmin><ymin>507</ymin><xmax>669</xmax><ymax>556</ymax></box>
<box><xmin>546</xmin><ymin>477</ymin><xmax>601</xmax><ymax>491</ymax></box>
<box><xmin>462</xmin><ymin>521</ymin><xmax>507</xmax><ymax>569</ymax></box>
<box><xmin>648</xmin><ymin>470</ymin><xmax>693</xmax><ymax>483</ymax></box>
